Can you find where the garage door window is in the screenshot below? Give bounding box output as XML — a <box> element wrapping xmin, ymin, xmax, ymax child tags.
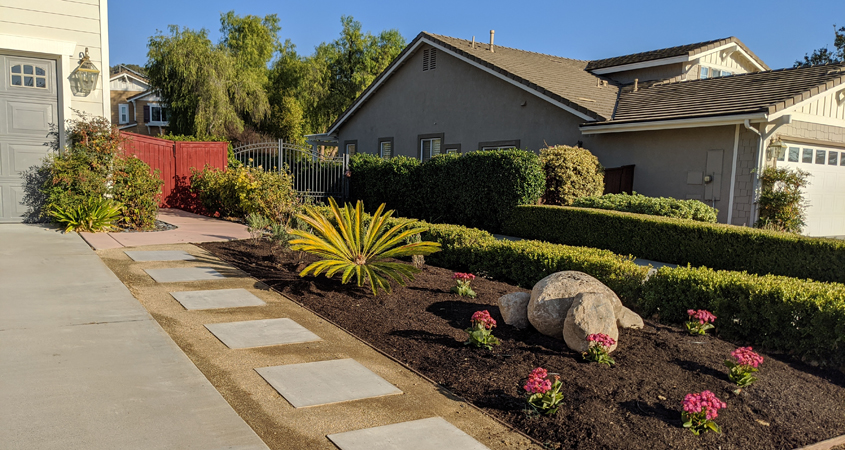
<box><xmin>10</xmin><ymin>64</ymin><xmax>47</xmax><ymax>89</ymax></box>
<box><xmin>841</xmin><ymin>152</ymin><xmax>845</xmax><ymax>166</ymax></box>
<box><xmin>787</xmin><ymin>146</ymin><xmax>799</xmax><ymax>162</ymax></box>
<box><xmin>802</xmin><ymin>148</ymin><xmax>813</xmax><ymax>163</ymax></box>
<box><xmin>829</xmin><ymin>151</ymin><xmax>838</xmax><ymax>166</ymax></box>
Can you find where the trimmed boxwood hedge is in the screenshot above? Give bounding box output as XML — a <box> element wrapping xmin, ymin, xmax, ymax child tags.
<box><xmin>572</xmin><ymin>192</ymin><xmax>717</xmax><ymax>223</ymax></box>
<box><xmin>503</xmin><ymin>205</ymin><xmax>845</xmax><ymax>283</ymax></box>
<box><xmin>640</xmin><ymin>266</ymin><xmax>845</xmax><ymax>366</ymax></box>
<box><xmin>349</xmin><ymin>150</ymin><xmax>545</xmax><ymax>232</ymax></box>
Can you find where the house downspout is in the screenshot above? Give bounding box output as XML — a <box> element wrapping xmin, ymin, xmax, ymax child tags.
<box><xmin>727</xmin><ymin>124</ymin><xmax>740</xmax><ymax>225</ymax></box>
<box><xmin>743</xmin><ymin>119</ymin><xmax>763</xmax><ymax>225</ymax></box>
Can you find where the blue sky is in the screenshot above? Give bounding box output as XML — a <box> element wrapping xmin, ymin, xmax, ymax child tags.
<box><xmin>109</xmin><ymin>0</ymin><xmax>841</xmax><ymax>70</ymax></box>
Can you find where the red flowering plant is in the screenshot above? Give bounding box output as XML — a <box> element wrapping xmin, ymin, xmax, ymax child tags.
<box><xmin>464</xmin><ymin>310</ymin><xmax>500</xmax><ymax>350</ymax></box>
<box><xmin>724</xmin><ymin>347</ymin><xmax>764</xmax><ymax>387</ymax></box>
<box><xmin>583</xmin><ymin>333</ymin><xmax>616</xmax><ymax>366</ymax></box>
<box><xmin>524</xmin><ymin>367</ymin><xmax>564</xmax><ymax>415</ymax></box>
<box><xmin>685</xmin><ymin>309</ymin><xmax>716</xmax><ymax>335</ymax></box>
<box><xmin>681</xmin><ymin>390</ymin><xmax>726</xmax><ymax>435</ymax></box>
<box><xmin>451</xmin><ymin>272</ymin><xmax>477</xmax><ymax>298</ymax></box>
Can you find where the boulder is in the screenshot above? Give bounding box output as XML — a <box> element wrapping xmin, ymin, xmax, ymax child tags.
<box><xmin>527</xmin><ymin>271</ymin><xmax>622</xmax><ymax>337</ymax></box>
<box><xmin>563</xmin><ymin>292</ymin><xmax>619</xmax><ymax>353</ymax></box>
<box><xmin>498</xmin><ymin>292</ymin><xmax>531</xmax><ymax>329</ymax></box>
<box><xmin>616</xmin><ymin>306</ymin><xmax>644</xmax><ymax>329</ymax></box>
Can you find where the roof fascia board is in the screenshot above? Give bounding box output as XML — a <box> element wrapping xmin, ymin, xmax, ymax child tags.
<box><xmin>579</xmin><ymin>113</ymin><xmax>768</xmax><ymax>134</ymax></box>
<box><xmin>110</xmin><ymin>72</ymin><xmax>149</xmax><ymax>86</ymax></box>
<box><xmin>127</xmin><ymin>90</ymin><xmax>160</xmax><ymax>101</ymax></box>
<box><xmin>590</xmin><ymin>55</ymin><xmax>690</xmax><ymax>74</ymax></box>
<box><xmin>785</xmin><ymin>112</ymin><xmax>845</xmax><ymax>129</ymax></box>
<box><xmin>691</xmin><ymin>43</ymin><xmax>766</xmax><ymax>71</ymax></box>
<box><xmin>768</xmin><ymin>85</ymin><xmax>845</xmax><ymax>121</ymax></box>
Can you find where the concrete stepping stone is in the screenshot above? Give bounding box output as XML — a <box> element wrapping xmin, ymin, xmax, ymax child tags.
<box><xmin>124</xmin><ymin>250</ymin><xmax>196</xmax><ymax>262</ymax></box>
<box><xmin>256</xmin><ymin>359</ymin><xmax>402</xmax><ymax>408</ymax></box>
<box><xmin>170</xmin><ymin>288</ymin><xmax>266</xmax><ymax>310</ymax></box>
<box><xmin>327</xmin><ymin>417</ymin><xmax>490</xmax><ymax>450</ymax></box>
<box><xmin>205</xmin><ymin>318</ymin><xmax>321</xmax><ymax>349</ymax></box>
<box><xmin>145</xmin><ymin>267</ymin><xmax>225</xmax><ymax>283</ymax></box>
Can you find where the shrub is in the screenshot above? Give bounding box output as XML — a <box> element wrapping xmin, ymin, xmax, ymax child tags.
<box><xmin>572</xmin><ymin>192</ymin><xmax>717</xmax><ymax>223</ymax></box>
<box><xmin>190</xmin><ymin>165</ymin><xmax>297</xmax><ymax>222</ymax></box>
<box><xmin>540</xmin><ymin>145</ymin><xmax>604</xmax><ymax>206</ymax></box>
<box><xmin>112</xmin><ymin>156</ymin><xmax>163</xmax><ymax>229</ymax></box>
<box><xmin>503</xmin><ymin>205</ymin><xmax>845</xmax><ymax>283</ymax></box>
<box><xmin>349</xmin><ymin>149</ymin><xmax>545</xmax><ymax>232</ymax></box>
<box><xmin>51</xmin><ymin>197</ymin><xmax>122</xmax><ymax>232</ymax></box>
<box><xmin>639</xmin><ymin>266</ymin><xmax>845</xmax><ymax>366</ymax></box>
<box><xmin>755</xmin><ymin>166</ymin><xmax>809</xmax><ymax>233</ymax></box>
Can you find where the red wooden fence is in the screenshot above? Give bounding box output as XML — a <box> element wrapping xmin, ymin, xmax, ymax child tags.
<box><xmin>121</xmin><ymin>132</ymin><xmax>228</xmax><ymax>210</ymax></box>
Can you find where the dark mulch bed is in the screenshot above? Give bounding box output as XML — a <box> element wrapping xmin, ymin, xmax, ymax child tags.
<box><xmin>201</xmin><ymin>239</ymin><xmax>845</xmax><ymax>450</ymax></box>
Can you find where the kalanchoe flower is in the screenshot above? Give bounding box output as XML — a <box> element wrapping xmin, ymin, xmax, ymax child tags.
<box><xmin>725</xmin><ymin>346</ymin><xmax>764</xmax><ymax>387</ymax></box>
<box><xmin>451</xmin><ymin>272</ymin><xmax>477</xmax><ymax>298</ymax></box>
<box><xmin>524</xmin><ymin>367</ymin><xmax>563</xmax><ymax>414</ymax></box>
<box><xmin>464</xmin><ymin>310</ymin><xmax>500</xmax><ymax>350</ymax></box>
<box><xmin>583</xmin><ymin>333</ymin><xmax>616</xmax><ymax>366</ymax></box>
<box><xmin>685</xmin><ymin>309</ymin><xmax>716</xmax><ymax>335</ymax></box>
<box><xmin>681</xmin><ymin>390</ymin><xmax>726</xmax><ymax>435</ymax></box>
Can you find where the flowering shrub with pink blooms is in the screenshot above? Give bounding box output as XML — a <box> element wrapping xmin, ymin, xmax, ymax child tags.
<box><xmin>685</xmin><ymin>309</ymin><xmax>716</xmax><ymax>335</ymax></box>
<box><xmin>451</xmin><ymin>272</ymin><xmax>477</xmax><ymax>298</ymax></box>
<box><xmin>464</xmin><ymin>310</ymin><xmax>500</xmax><ymax>350</ymax></box>
<box><xmin>583</xmin><ymin>333</ymin><xmax>616</xmax><ymax>366</ymax></box>
<box><xmin>524</xmin><ymin>367</ymin><xmax>564</xmax><ymax>415</ymax></box>
<box><xmin>681</xmin><ymin>390</ymin><xmax>726</xmax><ymax>435</ymax></box>
<box><xmin>724</xmin><ymin>347</ymin><xmax>764</xmax><ymax>387</ymax></box>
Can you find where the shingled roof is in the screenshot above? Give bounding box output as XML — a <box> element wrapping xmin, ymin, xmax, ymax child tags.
<box><xmin>587</xmin><ymin>63</ymin><xmax>845</xmax><ymax>126</ymax></box>
<box><xmin>585</xmin><ymin>37</ymin><xmax>769</xmax><ymax>72</ymax></box>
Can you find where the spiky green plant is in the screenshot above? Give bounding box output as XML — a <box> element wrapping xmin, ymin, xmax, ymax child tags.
<box><xmin>288</xmin><ymin>198</ymin><xmax>441</xmax><ymax>295</ymax></box>
<box><xmin>51</xmin><ymin>197</ymin><xmax>122</xmax><ymax>232</ymax></box>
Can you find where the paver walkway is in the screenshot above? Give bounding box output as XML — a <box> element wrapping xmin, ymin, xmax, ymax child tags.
<box><xmin>0</xmin><ymin>225</ymin><xmax>268</xmax><ymax>450</ymax></box>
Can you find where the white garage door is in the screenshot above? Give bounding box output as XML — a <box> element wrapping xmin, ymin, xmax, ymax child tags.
<box><xmin>777</xmin><ymin>143</ymin><xmax>845</xmax><ymax>237</ymax></box>
<box><xmin>0</xmin><ymin>54</ymin><xmax>58</xmax><ymax>222</ymax></box>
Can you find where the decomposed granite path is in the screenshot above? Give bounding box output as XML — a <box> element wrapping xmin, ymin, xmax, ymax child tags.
<box><xmin>98</xmin><ymin>243</ymin><xmax>541</xmax><ymax>450</ymax></box>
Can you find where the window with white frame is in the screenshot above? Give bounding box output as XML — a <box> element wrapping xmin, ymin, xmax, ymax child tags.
<box><xmin>419</xmin><ymin>135</ymin><xmax>442</xmax><ymax>161</ymax></box>
<box><xmin>478</xmin><ymin>139</ymin><xmax>520</xmax><ymax>151</ymax></box>
<box><xmin>699</xmin><ymin>66</ymin><xmax>732</xmax><ymax>79</ymax></box>
<box><xmin>345</xmin><ymin>141</ymin><xmax>357</xmax><ymax>156</ymax></box>
<box><xmin>145</xmin><ymin>104</ymin><xmax>168</xmax><ymax>125</ymax></box>
<box><xmin>781</xmin><ymin>143</ymin><xmax>845</xmax><ymax>168</ymax></box>
<box><xmin>118</xmin><ymin>104</ymin><xmax>129</xmax><ymax>124</ymax></box>
<box><xmin>379</xmin><ymin>138</ymin><xmax>393</xmax><ymax>159</ymax></box>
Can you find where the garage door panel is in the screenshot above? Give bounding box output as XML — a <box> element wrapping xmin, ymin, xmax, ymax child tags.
<box><xmin>779</xmin><ymin>143</ymin><xmax>845</xmax><ymax>237</ymax></box>
<box><xmin>10</xmin><ymin>185</ymin><xmax>29</xmax><ymax>217</ymax></box>
<box><xmin>6</xmin><ymin>100</ymin><xmax>55</xmax><ymax>136</ymax></box>
<box><xmin>1</xmin><ymin>55</ymin><xmax>57</xmax><ymax>97</ymax></box>
<box><xmin>10</xmin><ymin>142</ymin><xmax>49</xmax><ymax>174</ymax></box>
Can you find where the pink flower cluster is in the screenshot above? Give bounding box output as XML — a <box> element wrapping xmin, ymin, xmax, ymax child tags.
<box><xmin>687</xmin><ymin>309</ymin><xmax>717</xmax><ymax>324</ymax></box>
<box><xmin>682</xmin><ymin>390</ymin><xmax>727</xmax><ymax>420</ymax></box>
<box><xmin>453</xmin><ymin>272</ymin><xmax>476</xmax><ymax>282</ymax></box>
<box><xmin>587</xmin><ymin>333</ymin><xmax>616</xmax><ymax>348</ymax></box>
<box><xmin>731</xmin><ymin>346</ymin><xmax>764</xmax><ymax>368</ymax></box>
<box><xmin>471</xmin><ymin>310</ymin><xmax>496</xmax><ymax>330</ymax></box>
<box><xmin>524</xmin><ymin>367</ymin><xmax>555</xmax><ymax>394</ymax></box>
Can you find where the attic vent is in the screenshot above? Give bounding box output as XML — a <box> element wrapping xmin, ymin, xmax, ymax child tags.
<box><xmin>423</xmin><ymin>48</ymin><xmax>437</xmax><ymax>71</ymax></box>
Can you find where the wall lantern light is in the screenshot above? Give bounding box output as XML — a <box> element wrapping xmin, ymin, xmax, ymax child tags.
<box><xmin>69</xmin><ymin>48</ymin><xmax>100</xmax><ymax>96</ymax></box>
<box><xmin>767</xmin><ymin>136</ymin><xmax>787</xmax><ymax>161</ymax></box>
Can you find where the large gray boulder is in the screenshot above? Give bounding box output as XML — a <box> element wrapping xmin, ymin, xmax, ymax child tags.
<box><xmin>562</xmin><ymin>292</ymin><xmax>619</xmax><ymax>353</ymax></box>
<box><xmin>498</xmin><ymin>292</ymin><xmax>531</xmax><ymax>329</ymax></box>
<box><xmin>527</xmin><ymin>271</ymin><xmax>622</xmax><ymax>337</ymax></box>
<box><xmin>616</xmin><ymin>306</ymin><xmax>644</xmax><ymax>329</ymax></box>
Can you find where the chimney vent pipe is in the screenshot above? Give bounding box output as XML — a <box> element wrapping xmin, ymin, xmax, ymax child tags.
<box><xmin>471</xmin><ymin>36</ymin><xmax>475</xmax><ymax>49</ymax></box>
<box><xmin>634</xmin><ymin>78</ymin><xmax>639</xmax><ymax>92</ymax></box>
<box><xmin>490</xmin><ymin>30</ymin><xmax>495</xmax><ymax>53</ymax></box>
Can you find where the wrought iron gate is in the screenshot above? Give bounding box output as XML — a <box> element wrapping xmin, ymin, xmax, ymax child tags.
<box><xmin>232</xmin><ymin>140</ymin><xmax>348</xmax><ymax>202</ymax></box>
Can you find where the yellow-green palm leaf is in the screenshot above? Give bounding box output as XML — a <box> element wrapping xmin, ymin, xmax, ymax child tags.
<box><xmin>289</xmin><ymin>198</ymin><xmax>441</xmax><ymax>295</ymax></box>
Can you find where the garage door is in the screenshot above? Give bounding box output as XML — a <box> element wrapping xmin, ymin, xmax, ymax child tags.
<box><xmin>0</xmin><ymin>54</ymin><xmax>58</xmax><ymax>222</ymax></box>
<box><xmin>777</xmin><ymin>143</ymin><xmax>845</xmax><ymax>237</ymax></box>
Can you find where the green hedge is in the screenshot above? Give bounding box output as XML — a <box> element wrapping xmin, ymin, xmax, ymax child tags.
<box><xmin>349</xmin><ymin>150</ymin><xmax>545</xmax><ymax>232</ymax></box>
<box><xmin>572</xmin><ymin>192</ymin><xmax>717</xmax><ymax>222</ymax></box>
<box><xmin>503</xmin><ymin>205</ymin><xmax>845</xmax><ymax>283</ymax></box>
<box><xmin>640</xmin><ymin>266</ymin><xmax>845</xmax><ymax>366</ymax></box>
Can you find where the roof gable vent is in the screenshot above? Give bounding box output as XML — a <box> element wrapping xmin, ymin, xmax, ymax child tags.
<box><xmin>423</xmin><ymin>48</ymin><xmax>437</xmax><ymax>71</ymax></box>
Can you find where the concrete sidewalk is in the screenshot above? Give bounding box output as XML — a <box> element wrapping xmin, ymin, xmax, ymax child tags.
<box><xmin>0</xmin><ymin>225</ymin><xmax>268</xmax><ymax>450</ymax></box>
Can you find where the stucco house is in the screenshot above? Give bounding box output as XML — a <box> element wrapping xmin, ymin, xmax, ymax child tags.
<box><xmin>317</xmin><ymin>32</ymin><xmax>845</xmax><ymax>237</ymax></box>
<box><xmin>109</xmin><ymin>65</ymin><xmax>169</xmax><ymax>136</ymax></box>
<box><xmin>0</xmin><ymin>0</ymin><xmax>110</xmax><ymax>222</ymax></box>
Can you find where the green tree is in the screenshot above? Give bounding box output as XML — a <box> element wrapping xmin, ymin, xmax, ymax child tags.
<box><xmin>795</xmin><ymin>24</ymin><xmax>845</xmax><ymax>67</ymax></box>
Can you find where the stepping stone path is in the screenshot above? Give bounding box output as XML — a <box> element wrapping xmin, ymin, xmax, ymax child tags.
<box><xmin>135</xmin><ymin>248</ymin><xmax>492</xmax><ymax>449</ymax></box>
<box><xmin>205</xmin><ymin>318</ymin><xmax>321</xmax><ymax>349</ymax></box>
<box><xmin>124</xmin><ymin>250</ymin><xmax>197</xmax><ymax>261</ymax></box>
<box><xmin>145</xmin><ymin>267</ymin><xmax>226</xmax><ymax>283</ymax></box>
<box><xmin>256</xmin><ymin>358</ymin><xmax>402</xmax><ymax>408</ymax></box>
<box><xmin>328</xmin><ymin>417</ymin><xmax>491</xmax><ymax>450</ymax></box>
<box><xmin>170</xmin><ymin>288</ymin><xmax>266</xmax><ymax>310</ymax></box>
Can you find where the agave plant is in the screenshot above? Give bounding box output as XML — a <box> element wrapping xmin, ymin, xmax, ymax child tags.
<box><xmin>51</xmin><ymin>197</ymin><xmax>122</xmax><ymax>232</ymax></box>
<box><xmin>289</xmin><ymin>198</ymin><xmax>441</xmax><ymax>295</ymax></box>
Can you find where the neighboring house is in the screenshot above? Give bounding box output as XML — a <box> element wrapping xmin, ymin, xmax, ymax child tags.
<box><xmin>317</xmin><ymin>32</ymin><xmax>845</xmax><ymax>237</ymax></box>
<box><xmin>0</xmin><ymin>0</ymin><xmax>110</xmax><ymax>222</ymax></box>
<box><xmin>109</xmin><ymin>66</ymin><xmax>169</xmax><ymax>136</ymax></box>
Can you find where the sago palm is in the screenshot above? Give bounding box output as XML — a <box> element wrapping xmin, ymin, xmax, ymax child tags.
<box><xmin>288</xmin><ymin>198</ymin><xmax>441</xmax><ymax>295</ymax></box>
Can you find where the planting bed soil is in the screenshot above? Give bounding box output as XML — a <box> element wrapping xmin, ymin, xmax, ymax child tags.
<box><xmin>201</xmin><ymin>239</ymin><xmax>845</xmax><ymax>450</ymax></box>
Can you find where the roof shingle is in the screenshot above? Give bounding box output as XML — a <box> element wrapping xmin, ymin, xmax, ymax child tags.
<box><xmin>585</xmin><ymin>37</ymin><xmax>769</xmax><ymax>72</ymax></box>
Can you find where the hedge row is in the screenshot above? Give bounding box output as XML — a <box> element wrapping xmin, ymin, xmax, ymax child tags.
<box><xmin>572</xmin><ymin>192</ymin><xmax>718</xmax><ymax>223</ymax></box>
<box><xmin>503</xmin><ymin>205</ymin><xmax>845</xmax><ymax>283</ymax></box>
<box><xmin>640</xmin><ymin>266</ymin><xmax>845</xmax><ymax>367</ymax></box>
<box><xmin>349</xmin><ymin>151</ymin><xmax>545</xmax><ymax>232</ymax></box>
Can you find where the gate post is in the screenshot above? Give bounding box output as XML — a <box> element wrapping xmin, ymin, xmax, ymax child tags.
<box><xmin>278</xmin><ymin>139</ymin><xmax>283</xmax><ymax>173</ymax></box>
<box><xmin>343</xmin><ymin>152</ymin><xmax>350</xmax><ymax>202</ymax></box>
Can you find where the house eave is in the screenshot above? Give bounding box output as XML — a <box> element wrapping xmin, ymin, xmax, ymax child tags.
<box><xmin>579</xmin><ymin>112</ymin><xmax>769</xmax><ymax>134</ymax></box>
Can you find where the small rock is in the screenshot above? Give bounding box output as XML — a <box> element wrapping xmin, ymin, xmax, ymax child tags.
<box><xmin>617</xmin><ymin>306</ymin><xmax>644</xmax><ymax>329</ymax></box>
<box><xmin>562</xmin><ymin>292</ymin><xmax>619</xmax><ymax>353</ymax></box>
<box><xmin>657</xmin><ymin>395</ymin><xmax>667</xmax><ymax>401</ymax></box>
<box><xmin>756</xmin><ymin>419</ymin><xmax>770</xmax><ymax>426</ymax></box>
<box><xmin>498</xmin><ymin>292</ymin><xmax>531</xmax><ymax>329</ymax></box>
<box><xmin>527</xmin><ymin>271</ymin><xmax>622</xmax><ymax>337</ymax></box>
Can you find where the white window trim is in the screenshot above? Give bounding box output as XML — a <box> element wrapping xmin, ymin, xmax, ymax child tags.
<box><xmin>781</xmin><ymin>142</ymin><xmax>845</xmax><ymax>167</ymax></box>
<box><xmin>420</xmin><ymin>137</ymin><xmax>442</xmax><ymax>160</ymax></box>
<box><xmin>118</xmin><ymin>104</ymin><xmax>129</xmax><ymax>124</ymax></box>
<box><xmin>379</xmin><ymin>139</ymin><xmax>393</xmax><ymax>159</ymax></box>
<box><xmin>147</xmin><ymin>103</ymin><xmax>169</xmax><ymax>126</ymax></box>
